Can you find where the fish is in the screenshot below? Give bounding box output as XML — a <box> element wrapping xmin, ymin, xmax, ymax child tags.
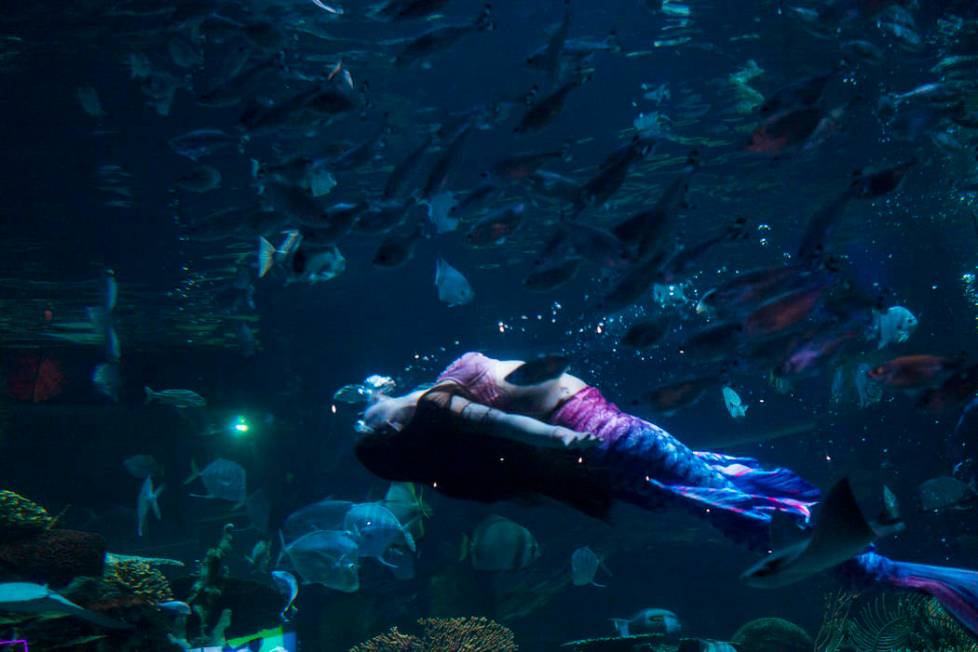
<box><xmin>77</xmin><ymin>86</ymin><xmax>107</xmax><ymax>118</ymax></box>
<box><xmin>621</xmin><ymin>318</ymin><xmax>671</xmax><ymax>349</ymax></box>
<box><xmin>721</xmin><ymin>386</ymin><xmax>748</xmax><ymax>419</ymax></box>
<box><xmin>184</xmin><ymin>458</ymin><xmax>247</xmax><ymax>506</ymax></box>
<box><xmin>466</xmin><ymin>204</ymin><xmax>525</xmax><ymax>246</ymax></box>
<box><xmin>758</xmin><ymin>71</ymin><xmax>833</xmax><ymax>116</ymax></box>
<box><xmin>420</xmin><ymin>119</ymin><xmax>473</xmax><ymax>200</ymax></box>
<box><xmin>487</xmin><ymin>141</ymin><xmax>570</xmax><ymax>181</ymax></box>
<box><xmin>610</xmin><ymin>608</ymin><xmax>681</xmax><ymax>637</ymax></box>
<box><xmin>866</xmin><ymin>355</ymin><xmax>963</xmax><ymax>389</ymax></box>
<box><xmin>435</xmin><ymin>257</ymin><xmax>475</xmax><ymax>307</ymax></box>
<box><xmin>849</xmin><ymin>159</ymin><xmax>916</xmax><ymax>199</ymax></box>
<box><xmin>344</xmin><ymin>502</ymin><xmax>415</xmax><ymax>567</ymax></box>
<box><xmin>524</xmin><ymin>0</ymin><xmax>572</xmax><ymax>82</ymax></box>
<box><xmin>515</xmin><ymin>71</ymin><xmax>591</xmax><ymax>133</ymax></box>
<box><xmin>462</xmin><ymin>515</ymin><xmax>540</xmax><ymax>572</ymax></box>
<box><xmin>93</xmin><ymin>362</ymin><xmax>122</xmax><ymax>402</ymax></box>
<box><xmin>382</xmin><ymin>482</ymin><xmax>432</xmax><ymax>538</ymax></box>
<box><xmin>282</xmin><ymin>530</ymin><xmax>360</xmax><ymax>592</ymax></box>
<box><xmin>245</xmin><ymin>540</ymin><xmax>271</xmax><ymax>572</ymax></box>
<box><xmin>271</xmin><ymin>570</ymin><xmax>299</xmax><ymax>620</ymax></box>
<box><xmin>574</xmin><ymin>136</ymin><xmax>655</xmax><ymax>213</ymax></box>
<box><xmin>523</xmin><ymin>257</ymin><xmax>580</xmax><ymax>292</ymax></box>
<box><xmin>287</xmin><ymin>244</ymin><xmax>346</xmax><ymax>285</ymax></box>
<box><xmin>168</xmin><ymin>128</ymin><xmax>237</xmax><ymax>161</ymax></box>
<box><xmin>570</xmin><ymin>546</ymin><xmax>608</xmax><ymax>587</ymax></box>
<box><xmin>137</xmin><ymin>476</ymin><xmax>164</xmax><ymax>537</ymax></box>
<box><xmin>741</xmin><ymin>478</ymin><xmax>903</xmax><ymax>588</ymax></box>
<box><xmin>642</xmin><ymin>374</ymin><xmax>722</xmax><ymax>414</ymax></box>
<box><xmin>919</xmin><ymin>476</ymin><xmax>976</xmax><ymax>512</ymax></box>
<box><xmin>372</xmin><ymin>222</ymin><xmax>424</xmax><ymax>268</ymax></box>
<box><xmin>854</xmin><ymin>362</ymin><xmax>883</xmax><ymax>408</ymax></box>
<box><xmin>123</xmin><ymin>454</ymin><xmax>162</xmax><ymax>480</ymax></box>
<box><xmin>504</xmin><ymin>355</ymin><xmax>571</xmax><ymax>386</ymax></box>
<box><xmin>394</xmin><ymin>4</ymin><xmax>494</xmax><ymax>66</ymax></box>
<box><xmin>0</xmin><ymin>583</ymin><xmax>131</xmax><ymax>630</ymax></box>
<box><xmin>917</xmin><ymin>363</ymin><xmax>978</xmax><ymax>412</ymax></box>
<box><xmin>383</xmin><ymin>134</ymin><xmax>434</xmax><ymax>200</ymax></box>
<box><xmin>374</xmin><ymin>0</ymin><xmax>448</xmax><ymax>21</ymax></box>
<box><xmin>742</xmin><ymin>282</ymin><xmax>829</xmax><ymax>338</ymax></box>
<box><xmin>283</xmin><ymin>499</ymin><xmax>353</xmax><ymax>541</ymax></box>
<box><xmin>871</xmin><ymin>306</ymin><xmax>918</xmax><ymax>349</ymax></box>
<box><xmin>145</xmin><ymin>386</ymin><xmax>207</xmax><ymax>408</ymax></box>
<box><xmin>158</xmin><ymin>600</ymin><xmax>191</xmax><ymax>616</ymax></box>
<box><xmin>175</xmin><ymin>164</ymin><xmax>222</xmax><ymax>193</ymax></box>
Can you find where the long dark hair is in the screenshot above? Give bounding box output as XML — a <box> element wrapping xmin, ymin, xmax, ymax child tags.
<box><xmin>354</xmin><ymin>389</ymin><xmax>613</xmax><ymax>520</ymax></box>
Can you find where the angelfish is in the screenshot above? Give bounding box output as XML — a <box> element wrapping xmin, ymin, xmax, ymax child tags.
<box><xmin>435</xmin><ymin>257</ymin><xmax>474</xmax><ymax>307</ymax></box>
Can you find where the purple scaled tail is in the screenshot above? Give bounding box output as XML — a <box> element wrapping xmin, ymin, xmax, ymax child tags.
<box><xmin>844</xmin><ymin>551</ymin><xmax>978</xmax><ymax>638</ymax></box>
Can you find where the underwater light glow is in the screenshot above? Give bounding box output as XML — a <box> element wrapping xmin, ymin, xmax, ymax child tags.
<box><xmin>231</xmin><ymin>416</ymin><xmax>251</xmax><ymax>436</ymax></box>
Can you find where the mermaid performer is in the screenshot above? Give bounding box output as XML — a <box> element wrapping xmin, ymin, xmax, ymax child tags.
<box><xmin>355</xmin><ymin>352</ymin><xmax>978</xmax><ymax>636</ymax></box>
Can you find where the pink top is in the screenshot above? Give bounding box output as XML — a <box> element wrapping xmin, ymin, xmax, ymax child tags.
<box><xmin>435</xmin><ymin>352</ymin><xmax>509</xmax><ymax>408</ymax></box>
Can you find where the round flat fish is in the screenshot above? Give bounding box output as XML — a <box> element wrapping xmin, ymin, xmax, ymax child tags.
<box><xmin>285</xmin><ymin>530</ymin><xmax>360</xmax><ymax>592</ymax></box>
<box><xmin>467</xmin><ymin>515</ymin><xmax>540</xmax><ymax>572</ymax></box>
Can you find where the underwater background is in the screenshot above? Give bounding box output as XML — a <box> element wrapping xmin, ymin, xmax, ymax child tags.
<box><xmin>3</xmin><ymin>0</ymin><xmax>978</xmax><ymax>649</ymax></box>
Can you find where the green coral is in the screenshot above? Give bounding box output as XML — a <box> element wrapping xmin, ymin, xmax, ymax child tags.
<box><xmin>181</xmin><ymin>523</ymin><xmax>234</xmax><ymax>648</ymax></box>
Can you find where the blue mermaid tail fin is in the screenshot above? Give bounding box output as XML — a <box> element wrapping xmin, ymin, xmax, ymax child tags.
<box><xmin>847</xmin><ymin>551</ymin><xmax>978</xmax><ymax>638</ymax></box>
<box><xmin>694</xmin><ymin>451</ymin><xmax>821</xmax><ymax>507</ymax></box>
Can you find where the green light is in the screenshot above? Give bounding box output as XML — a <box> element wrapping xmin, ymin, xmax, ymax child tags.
<box><xmin>231</xmin><ymin>416</ymin><xmax>251</xmax><ymax>436</ymax></box>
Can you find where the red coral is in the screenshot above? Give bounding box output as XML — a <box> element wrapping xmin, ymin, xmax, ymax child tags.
<box><xmin>0</xmin><ymin>529</ymin><xmax>106</xmax><ymax>586</ymax></box>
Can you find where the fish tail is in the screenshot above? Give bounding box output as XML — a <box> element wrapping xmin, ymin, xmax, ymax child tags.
<box><xmin>258</xmin><ymin>237</ymin><xmax>276</xmax><ymax>278</ymax></box>
<box><xmin>842</xmin><ymin>551</ymin><xmax>978</xmax><ymax>637</ymax></box>
<box><xmin>183</xmin><ymin>459</ymin><xmax>200</xmax><ymax>485</ymax></box>
<box><xmin>475</xmin><ymin>3</ymin><xmax>494</xmax><ymax>31</ymax></box>
<box><xmin>609</xmin><ymin>618</ymin><xmax>630</xmax><ymax>637</ymax></box>
<box><xmin>144</xmin><ymin>386</ymin><xmax>155</xmax><ymax>404</ymax></box>
<box><xmin>152</xmin><ymin>484</ymin><xmax>165</xmax><ymax>520</ymax></box>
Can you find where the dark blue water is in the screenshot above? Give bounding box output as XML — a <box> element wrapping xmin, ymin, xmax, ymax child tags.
<box><xmin>2</xmin><ymin>1</ymin><xmax>978</xmax><ymax>650</ymax></box>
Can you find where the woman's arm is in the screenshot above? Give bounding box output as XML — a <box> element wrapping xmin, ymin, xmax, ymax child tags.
<box><xmin>424</xmin><ymin>388</ymin><xmax>599</xmax><ymax>450</ymax></box>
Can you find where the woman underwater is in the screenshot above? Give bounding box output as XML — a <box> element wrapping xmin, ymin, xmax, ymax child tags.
<box><xmin>355</xmin><ymin>351</ymin><xmax>978</xmax><ymax>636</ymax></box>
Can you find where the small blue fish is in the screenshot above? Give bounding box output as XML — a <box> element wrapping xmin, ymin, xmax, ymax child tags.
<box><xmin>158</xmin><ymin>600</ymin><xmax>191</xmax><ymax>616</ymax></box>
<box><xmin>435</xmin><ymin>257</ymin><xmax>474</xmax><ymax>307</ymax></box>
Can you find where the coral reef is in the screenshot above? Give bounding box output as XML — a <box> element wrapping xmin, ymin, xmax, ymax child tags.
<box><xmin>173</xmin><ymin>523</ymin><xmax>236</xmax><ymax>648</ymax></box>
<box><xmin>730</xmin><ymin>617</ymin><xmax>812</xmax><ymax>652</ymax></box>
<box><xmin>350</xmin><ymin>616</ymin><xmax>518</xmax><ymax>652</ymax></box>
<box><xmin>0</xmin><ymin>528</ymin><xmax>105</xmax><ymax>585</ymax></box>
<box><xmin>815</xmin><ymin>591</ymin><xmax>978</xmax><ymax>652</ymax></box>
<box><xmin>350</xmin><ymin>626</ymin><xmax>421</xmax><ymax>652</ymax></box>
<box><xmin>103</xmin><ymin>558</ymin><xmax>174</xmax><ymax>603</ymax></box>
<box><xmin>418</xmin><ymin>617</ymin><xmax>518</xmax><ymax>651</ymax></box>
<box><xmin>0</xmin><ymin>489</ymin><xmax>55</xmax><ymax>539</ymax></box>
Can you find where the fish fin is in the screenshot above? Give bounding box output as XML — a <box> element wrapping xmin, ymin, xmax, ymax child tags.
<box><xmin>590</xmin><ymin>580</ymin><xmax>606</xmax><ymax>588</ymax></box>
<box><xmin>459</xmin><ymin>534</ymin><xmax>470</xmax><ymax>562</ymax></box>
<box><xmin>806</xmin><ymin>478</ymin><xmax>876</xmax><ymax>557</ymax></box>
<box><xmin>183</xmin><ymin>459</ymin><xmax>200</xmax><ymax>485</ymax></box>
<box><xmin>403</xmin><ymin>529</ymin><xmax>416</xmax><ymax>553</ymax></box>
<box><xmin>609</xmin><ymin>618</ymin><xmax>629</xmax><ymax>637</ymax></box>
<box><xmin>275</xmin><ymin>529</ymin><xmax>288</xmax><ymax>568</ymax></box>
<box><xmin>144</xmin><ymin>386</ymin><xmax>155</xmax><ymax>404</ymax></box>
<box><xmin>258</xmin><ymin>237</ymin><xmax>276</xmax><ymax>278</ymax></box>
<box><xmin>376</xmin><ymin>553</ymin><xmax>398</xmax><ymax>569</ymax></box>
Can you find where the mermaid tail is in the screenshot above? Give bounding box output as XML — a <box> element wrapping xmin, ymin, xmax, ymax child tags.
<box><xmin>692</xmin><ymin>451</ymin><xmax>820</xmax><ymax>521</ymax></box>
<box><xmin>845</xmin><ymin>551</ymin><xmax>978</xmax><ymax>637</ymax></box>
